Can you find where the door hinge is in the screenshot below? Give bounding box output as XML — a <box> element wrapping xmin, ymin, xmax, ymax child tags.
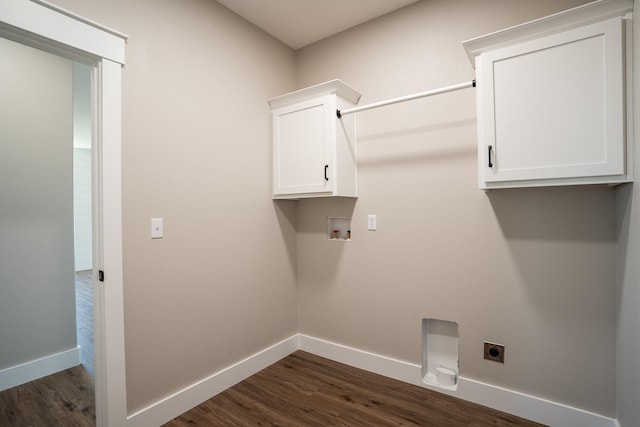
<box><xmin>98</xmin><ymin>270</ymin><xmax>104</xmax><ymax>282</ymax></box>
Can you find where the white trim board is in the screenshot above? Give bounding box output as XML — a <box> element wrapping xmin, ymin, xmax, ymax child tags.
<box><xmin>299</xmin><ymin>335</ymin><xmax>618</xmax><ymax>427</ymax></box>
<box><xmin>0</xmin><ymin>0</ymin><xmax>127</xmax><ymax>64</ymax></box>
<box><xmin>0</xmin><ymin>347</ymin><xmax>81</xmax><ymax>393</ymax></box>
<box><xmin>126</xmin><ymin>335</ymin><xmax>299</xmax><ymax>427</ymax></box>
<box><xmin>125</xmin><ymin>334</ymin><xmax>618</xmax><ymax>427</ymax></box>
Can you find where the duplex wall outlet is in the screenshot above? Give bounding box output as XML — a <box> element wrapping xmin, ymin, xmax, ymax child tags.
<box><xmin>484</xmin><ymin>342</ymin><xmax>505</xmax><ymax>363</ymax></box>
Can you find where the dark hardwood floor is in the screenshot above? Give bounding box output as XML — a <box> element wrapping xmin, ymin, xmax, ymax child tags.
<box><xmin>164</xmin><ymin>351</ymin><xmax>545</xmax><ymax>427</ymax></box>
<box><xmin>0</xmin><ymin>349</ymin><xmax>543</xmax><ymax>427</ymax></box>
<box><xmin>0</xmin><ymin>365</ymin><xmax>95</xmax><ymax>427</ymax></box>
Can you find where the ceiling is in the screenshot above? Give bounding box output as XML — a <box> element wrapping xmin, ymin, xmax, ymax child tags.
<box><xmin>215</xmin><ymin>0</ymin><xmax>420</xmax><ymax>50</ymax></box>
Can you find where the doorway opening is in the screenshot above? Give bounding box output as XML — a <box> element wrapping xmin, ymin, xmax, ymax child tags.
<box><xmin>0</xmin><ymin>2</ymin><xmax>127</xmax><ymax>425</ymax></box>
<box><xmin>0</xmin><ymin>36</ymin><xmax>96</xmax><ymax>425</ymax></box>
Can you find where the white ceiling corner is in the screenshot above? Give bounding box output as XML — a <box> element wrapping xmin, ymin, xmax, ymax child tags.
<box><xmin>215</xmin><ymin>0</ymin><xmax>420</xmax><ymax>49</ymax></box>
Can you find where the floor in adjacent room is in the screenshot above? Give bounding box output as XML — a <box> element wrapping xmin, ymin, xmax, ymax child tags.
<box><xmin>0</xmin><ymin>271</ymin><xmax>96</xmax><ymax>427</ymax></box>
<box><xmin>0</xmin><ymin>366</ymin><xmax>95</xmax><ymax>427</ymax></box>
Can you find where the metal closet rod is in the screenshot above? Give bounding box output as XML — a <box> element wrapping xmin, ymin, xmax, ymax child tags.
<box><xmin>336</xmin><ymin>79</ymin><xmax>475</xmax><ymax>118</ymax></box>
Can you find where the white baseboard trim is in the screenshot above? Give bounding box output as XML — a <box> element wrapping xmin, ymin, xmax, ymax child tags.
<box><xmin>124</xmin><ymin>334</ymin><xmax>618</xmax><ymax>427</ymax></box>
<box><xmin>126</xmin><ymin>335</ymin><xmax>299</xmax><ymax>427</ymax></box>
<box><xmin>298</xmin><ymin>334</ymin><xmax>618</xmax><ymax>427</ymax></box>
<box><xmin>0</xmin><ymin>346</ymin><xmax>81</xmax><ymax>393</ymax></box>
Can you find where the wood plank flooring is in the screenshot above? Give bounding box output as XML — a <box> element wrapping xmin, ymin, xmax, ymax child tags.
<box><xmin>0</xmin><ymin>348</ymin><xmax>546</xmax><ymax>426</ymax></box>
<box><xmin>163</xmin><ymin>351</ymin><xmax>545</xmax><ymax>426</ymax></box>
<box><xmin>0</xmin><ymin>365</ymin><xmax>95</xmax><ymax>427</ymax></box>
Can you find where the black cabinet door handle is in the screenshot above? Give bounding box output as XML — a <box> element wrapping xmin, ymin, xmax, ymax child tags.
<box><xmin>324</xmin><ymin>164</ymin><xmax>329</xmax><ymax>181</ymax></box>
<box><xmin>488</xmin><ymin>145</ymin><xmax>493</xmax><ymax>168</ymax></box>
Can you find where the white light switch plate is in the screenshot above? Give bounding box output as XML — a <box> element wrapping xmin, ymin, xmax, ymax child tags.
<box><xmin>151</xmin><ymin>218</ymin><xmax>163</xmax><ymax>239</ymax></box>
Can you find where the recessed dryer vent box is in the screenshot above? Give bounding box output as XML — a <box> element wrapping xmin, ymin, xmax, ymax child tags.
<box><xmin>422</xmin><ymin>318</ymin><xmax>459</xmax><ymax>391</ymax></box>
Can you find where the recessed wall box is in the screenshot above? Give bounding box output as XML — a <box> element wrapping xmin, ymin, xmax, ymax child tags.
<box><xmin>422</xmin><ymin>318</ymin><xmax>459</xmax><ymax>390</ymax></box>
<box><xmin>327</xmin><ymin>217</ymin><xmax>351</xmax><ymax>241</ymax></box>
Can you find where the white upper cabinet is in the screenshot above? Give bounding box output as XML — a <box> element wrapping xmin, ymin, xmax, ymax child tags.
<box><xmin>464</xmin><ymin>0</ymin><xmax>633</xmax><ymax>189</ymax></box>
<box><xmin>269</xmin><ymin>80</ymin><xmax>360</xmax><ymax>199</ymax></box>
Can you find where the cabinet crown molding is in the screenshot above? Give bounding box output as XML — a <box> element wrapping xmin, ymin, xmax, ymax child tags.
<box><xmin>462</xmin><ymin>0</ymin><xmax>633</xmax><ymax>67</ymax></box>
<box><xmin>268</xmin><ymin>79</ymin><xmax>361</xmax><ymax>109</ymax></box>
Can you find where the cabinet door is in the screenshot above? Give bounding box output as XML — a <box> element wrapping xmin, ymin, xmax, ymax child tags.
<box><xmin>273</xmin><ymin>95</ymin><xmax>333</xmax><ymax>196</ymax></box>
<box><xmin>477</xmin><ymin>16</ymin><xmax>625</xmax><ymax>187</ymax></box>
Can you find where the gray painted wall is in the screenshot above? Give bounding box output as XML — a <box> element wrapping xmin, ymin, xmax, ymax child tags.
<box><xmin>295</xmin><ymin>0</ymin><xmax>617</xmax><ymax>417</ymax></box>
<box><xmin>0</xmin><ymin>38</ymin><xmax>77</xmax><ymax>371</ymax></box>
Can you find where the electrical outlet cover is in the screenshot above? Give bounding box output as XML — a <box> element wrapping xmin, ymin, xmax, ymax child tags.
<box><xmin>484</xmin><ymin>342</ymin><xmax>505</xmax><ymax>363</ymax></box>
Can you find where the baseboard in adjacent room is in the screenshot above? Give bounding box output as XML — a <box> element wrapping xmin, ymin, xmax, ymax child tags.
<box><xmin>0</xmin><ymin>346</ymin><xmax>81</xmax><ymax>393</ymax></box>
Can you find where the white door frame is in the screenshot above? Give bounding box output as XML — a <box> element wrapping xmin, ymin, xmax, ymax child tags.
<box><xmin>0</xmin><ymin>1</ymin><xmax>128</xmax><ymax>426</ymax></box>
